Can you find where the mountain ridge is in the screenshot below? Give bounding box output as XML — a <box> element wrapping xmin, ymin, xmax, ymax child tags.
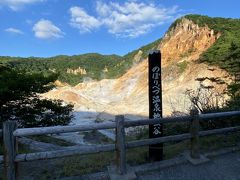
<box><xmin>42</xmin><ymin>14</ymin><xmax>236</xmax><ymax>118</ymax></box>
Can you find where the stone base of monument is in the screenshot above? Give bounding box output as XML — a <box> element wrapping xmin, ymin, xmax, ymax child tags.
<box><xmin>107</xmin><ymin>165</ymin><xmax>137</xmax><ymax>180</ymax></box>
<box><xmin>184</xmin><ymin>151</ymin><xmax>210</xmax><ymax>165</ymax></box>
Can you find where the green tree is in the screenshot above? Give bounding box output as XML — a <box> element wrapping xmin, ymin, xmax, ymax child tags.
<box><xmin>185</xmin><ymin>78</ymin><xmax>240</xmax><ymax>130</ymax></box>
<box><xmin>0</xmin><ymin>64</ymin><xmax>73</xmax><ymax>128</ymax></box>
<box><xmin>226</xmin><ymin>80</ymin><xmax>240</xmax><ymax>110</ymax></box>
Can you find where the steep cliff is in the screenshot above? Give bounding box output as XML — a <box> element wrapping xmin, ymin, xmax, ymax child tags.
<box><xmin>160</xmin><ymin>18</ymin><xmax>220</xmax><ymax>66</ymax></box>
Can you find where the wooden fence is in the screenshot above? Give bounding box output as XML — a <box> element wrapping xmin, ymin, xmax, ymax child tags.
<box><xmin>0</xmin><ymin>110</ymin><xmax>240</xmax><ymax>179</ymax></box>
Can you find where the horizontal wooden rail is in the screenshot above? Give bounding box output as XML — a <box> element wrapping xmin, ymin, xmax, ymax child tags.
<box><xmin>199</xmin><ymin>111</ymin><xmax>240</xmax><ymax>120</ymax></box>
<box><xmin>126</xmin><ymin>133</ymin><xmax>191</xmax><ymax>149</ymax></box>
<box><xmin>124</xmin><ymin>115</ymin><xmax>192</xmax><ymax>127</ymax></box>
<box><xmin>13</xmin><ymin>116</ymin><xmax>192</xmax><ymax>137</ymax></box>
<box><xmin>14</xmin><ymin>122</ymin><xmax>116</xmax><ymax>137</ymax></box>
<box><xmin>126</xmin><ymin>125</ymin><xmax>240</xmax><ymax>149</ymax></box>
<box><xmin>15</xmin><ymin>144</ymin><xmax>115</xmax><ymax>162</ymax></box>
<box><xmin>125</xmin><ymin>111</ymin><xmax>240</xmax><ymax>128</ymax></box>
<box><xmin>199</xmin><ymin>126</ymin><xmax>240</xmax><ymax>137</ymax></box>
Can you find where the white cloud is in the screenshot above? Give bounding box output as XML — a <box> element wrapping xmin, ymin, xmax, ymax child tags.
<box><xmin>33</xmin><ymin>19</ymin><xmax>64</xmax><ymax>39</ymax></box>
<box><xmin>69</xmin><ymin>1</ymin><xmax>179</xmax><ymax>38</ymax></box>
<box><xmin>69</xmin><ymin>6</ymin><xmax>101</xmax><ymax>33</ymax></box>
<box><xmin>96</xmin><ymin>1</ymin><xmax>111</xmax><ymax>17</ymax></box>
<box><xmin>5</xmin><ymin>27</ymin><xmax>24</xmax><ymax>34</ymax></box>
<box><xmin>0</xmin><ymin>0</ymin><xmax>44</xmax><ymax>10</ymax></box>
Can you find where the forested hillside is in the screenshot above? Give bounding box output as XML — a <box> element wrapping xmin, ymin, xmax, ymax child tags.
<box><xmin>0</xmin><ymin>54</ymin><xmax>125</xmax><ymax>85</ymax></box>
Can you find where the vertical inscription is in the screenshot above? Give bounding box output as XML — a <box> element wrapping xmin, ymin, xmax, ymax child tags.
<box><xmin>148</xmin><ymin>50</ymin><xmax>163</xmax><ymax>161</ymax></box>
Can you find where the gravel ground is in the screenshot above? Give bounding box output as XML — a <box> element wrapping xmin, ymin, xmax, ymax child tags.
<box><xmin>138</xmin><ymin>151</ymin><xmax>240</xmax><ymax>180</ymax></box>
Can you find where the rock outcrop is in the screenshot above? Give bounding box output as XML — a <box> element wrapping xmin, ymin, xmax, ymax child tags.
<box><xmin>66</xmin><ymin>67</ymin><xmax>87</xmax><ymax>75</ymax></box>
<box><xmin>160</xmin><ymin>18</ymin><xmax>220</xmax><ymax>66</ymax></box>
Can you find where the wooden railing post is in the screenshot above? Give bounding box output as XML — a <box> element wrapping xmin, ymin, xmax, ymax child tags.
<box><xmin>115</xmin><ymin>115</ymin><xmax>126</xmax><ymax>174</ymax></box>
<box><xmin>190</xmin><ymin>108</ymin><xmax>200</xmax><ymax>159</ymax></box>
<box><xmin>3</xmin><ymin>121</ymin><xmax>18</xmax><ymax>180</ymax></box>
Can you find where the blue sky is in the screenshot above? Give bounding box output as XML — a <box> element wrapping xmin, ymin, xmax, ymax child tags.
<box><xmin>0</xmin><ymin>0</ymin><xmax>239</xmax><ymax>57</ymax></box>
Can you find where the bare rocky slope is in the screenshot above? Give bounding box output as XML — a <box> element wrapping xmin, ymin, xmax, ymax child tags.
<box><xmin>43</xmin><ymin>18</ymin><xmax>232</xmax><ymax>121</ymax></box>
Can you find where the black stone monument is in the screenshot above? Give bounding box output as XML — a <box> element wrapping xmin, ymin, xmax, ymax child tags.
<box><xmin>148</xmin><ymin>50</ymin><xmax>163</xmax><ymax>161</ymax></box>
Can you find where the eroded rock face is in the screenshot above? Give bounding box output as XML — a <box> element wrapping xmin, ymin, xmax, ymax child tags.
<box><xmin>133</xmin><ymin>50</ymin><xmax>143</xmax><ymax>64</ymax></box>
<box><xmin>160</xmin><ymin>18</ymin><xmax>220</xmax><ymax>66</ymax></box>
<box><xmin>43</xmin><ymin>19</ymin><xmax>231</xmax><ymax>120</ymax></box>
<box><xmin>66</xmin><ymin>67</ymin><xmax>87</xmax><ymax>75</ymax></box>
<box><xmin>53</xmin><ymin>80</ymin><xmax>69</xmax><ymax>87</ymax></box>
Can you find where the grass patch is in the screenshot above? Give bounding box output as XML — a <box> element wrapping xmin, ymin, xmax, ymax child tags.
<box><xmin>164</xmin><ymin>141</ymin><xmax>189</xmax><ymax>159</ymax></box>
<box><xmin>18</xmin><ymin>143</ymin><xmax>33</xmax><ymax>154</ymax></box>
<box><xmin>29</xmin><ymin>135</ymin><xmax>75</xmax><ymax>146</ymax></box>
<box><xmin>62</xmin><ymin>151</ymin><xmax>115</xmax><ymax>176</ymax></box>
<box><xmin>177</xmin><ymin>61</ymin><xmax>188</xmax><ymax>74</ymax></box>
<box><xmin>127</xmin><ymin>147</ymin><xmax>148</xmax><ymax>165</ymax></box>
<box><xmin>62</xmin><ymin>147</ymin><xmax>149</xmax><ymax>176</ymax></box>
<box><xmin>180</xmin><ymin>48</ymin><xmax>196</xmax><ymax>59</ymax></box>
<box><xmin>0</xmin><ymin>139</ymin><xmax>32</xmax><ymax>155</ymax></box>
<box><xmin>83</xmin><ymin>130</ymin><xmax>114</xmax><ymax>144</ymax></box>
<box><xmin>199</xmin><ymin>132</ymin><xmax>240</xmax><ymax>152</ymax></box>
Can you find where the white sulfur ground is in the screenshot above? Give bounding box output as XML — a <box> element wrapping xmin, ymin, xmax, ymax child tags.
<box><xmin>52</xmin><ymin>111</ymin><xmax>115</xmax><ymax>144</ymax></box>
